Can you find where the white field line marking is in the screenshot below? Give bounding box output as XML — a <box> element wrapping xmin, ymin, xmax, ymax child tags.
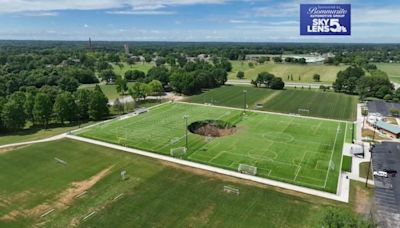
<box><xmin>40</xmin><ymin>208</ymin><xmax>55</xmax><ymax>218</ymax></box>
<box><xmin>323</xmin><ymin>123</ymin><xmax>345</xmax><ymax>189</ymax></box>
<box><xmin>294</xmin><ymin>152</ymin><xmax>307</xmax><ymax>182</ymax></box>
<box><xmin>75</xmin><ymin>191</ymin><xmax>87</xmax><ymax>198</ymax></box>
<box><xmin>113</xmin><ymin>193</ymin><xmax>124</xmax><ymax>201</ymax></box>
<box><xmin>82</xmin><ymin>211</ymin><xmax>96</xmax><ymax>221</ymax></box>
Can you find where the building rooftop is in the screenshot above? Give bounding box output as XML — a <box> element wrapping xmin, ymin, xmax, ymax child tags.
<box><xmin>376</xmin><ymin>120</ymin><xmax>400</xmax><ymax>134</ymax></box>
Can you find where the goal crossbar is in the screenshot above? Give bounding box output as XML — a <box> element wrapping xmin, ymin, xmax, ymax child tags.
<box><xmin>238</xmin><ymin>163</ymin><xmax>257</xmax><ymax>175</ymax></box>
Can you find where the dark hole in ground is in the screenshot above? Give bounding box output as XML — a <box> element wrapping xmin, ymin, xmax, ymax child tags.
<box><xmin>188</xmin><ymin>120</ymin><xmax>236</xmax><ymax>137</ymax></box>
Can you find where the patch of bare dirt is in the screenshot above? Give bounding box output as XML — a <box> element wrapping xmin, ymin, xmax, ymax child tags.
<box><xmin>0</xmin><ymin>145</ymin><xmax>30</xmax><ymax>155</ymax></box>
<box><xmin>188</xmin><ymin>204</ymin><xmax>215</xmax><ymax>227</ymax></box>
<box><xmin>353</xmin><ymin>184</ymin><xmax>373</xmax><ymax>214</ymax></box>
<box><xmin>194</xmin><ymin>124</ymin><xmax>236</xmax><ymax>137</ymax></box>
<box><xmin>0</xmin><ymin>165</ymin><xmax>114</xmax><ymax>221</ymax></box>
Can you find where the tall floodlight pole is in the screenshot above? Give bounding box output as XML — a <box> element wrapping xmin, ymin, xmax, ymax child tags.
<box><xmin>184</xmin><ymin>115</ymin><xmax>189</xmax><ymax>150</ymax></box>
<box><xmin>243</xmin><ymin>90</ymin><xmax>247</xmax><ymax>112</ymax></box>
<box><xmin>366</xmin><ymin>121</ymin><xmax>377</xmax><ymax>187</ymax></box>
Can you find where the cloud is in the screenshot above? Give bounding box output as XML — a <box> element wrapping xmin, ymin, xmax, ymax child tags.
<box><xmin>0</xmin><ymin>0</ymin><xmax>226</xmax><ymax>14</ymax></box>
<box><xmin>107</xmin><ymin>10</ymin><xmax>176</xmax><ymax>15</ymax></box>
<box><xmin>21</xmin><ymin>11</ymin><xmax>58</xmax><ymax>17</ymax></box>
<box><xmin>84</xmin><ymin>24</ymin><xmax>89</xmax><ymax>28</ymax></box>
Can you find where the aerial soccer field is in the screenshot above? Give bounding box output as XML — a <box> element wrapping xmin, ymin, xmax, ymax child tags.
<box><xmin>77</xmin><ymin>102</ymin><xmax>347</xmax><ymax>193</ymax></box>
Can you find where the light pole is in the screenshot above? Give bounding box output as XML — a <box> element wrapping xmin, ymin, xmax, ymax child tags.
<box><xmin>243</xmin><ymin>90</ymin><xmax>247</xmax><ymax>112</ymax></box>
<box><xmin>184</xmin><ymin>114</ymin><xmax>189</xmax><ymax>150</ymax></box>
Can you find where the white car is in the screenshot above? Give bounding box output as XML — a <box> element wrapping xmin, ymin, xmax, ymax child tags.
<box><xmin>373</xmin><ymin>171</ymin><xmax>388</xmax><ymax>178</ymax></box>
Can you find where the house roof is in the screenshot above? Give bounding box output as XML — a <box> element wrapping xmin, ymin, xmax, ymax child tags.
<box><xmin>376</xmin><ymin>120</ymin><xmax>400</xmax><ymax>134</ymax></box>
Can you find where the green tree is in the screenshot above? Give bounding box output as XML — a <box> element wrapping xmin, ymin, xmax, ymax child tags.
<box><xmin>313</xmin><ymin>74</ymin><xmax>321</xmax><ymax>82</ymax></box>
<box><xmin>58</xmin><ymin>76</ymin><xmax>80</xmax><ymax>92</ymax></box>
<box><xmin>24</xmin><ymin>92</ymin><xmax>36</xmax><ymax>123</ymax></box>
<box><xmin>75</xmin><ymin>89</ymin><xmax>91</xmax><ymax>122</ymax></box>
<box><xmin>99</xmin><ymin>69</ymin><xmax>117</xmax><ymax>84</ymax></box>
<box><xmin>270</xmin><ymin>77</ymin><xmax>285</xmax><ymax>90</ymax></box>
<box><xmin>53</xmin><ymin>92</ymin><xmax>77</xmax><ymax>124</ymax></box>
<box><xmin>125</xmin><ymin>70</ymin><xmax>145</xmax><ymax>81</ymax></box>
<box><xmin>129</xmin><ymin>82</ymin><xmax>150</xmax><ymax>103</ymax></box>
<box><xmin>1</xmin><ymin>92</ymin><xmax>26</xmax><ymax>131</ymax></box>
<box><xmin>116</xmin><ymin>76</ymin><xmax>128</xmax><ymax>95</ymax></box>
<box><xmin>147</xmin><ymin>66</ymin><xmax>170</xmax><ymax>85</ymax></box>
<box><xmin>88</xmin><ymin>87</ymin><xmax>109</xmax><ymax>120</ymax></box>
<box><xmin>148</xmin><ymin>80</ymin><xmax>164</xmax><ymax>96</ymax></box>
<box><xmin>236</xmin><ymin>71</ymin><xmax>245</xmax><ymax>79</ymax></box>
<box><xmin>33</xmin><ymin>93</ymin><xmax>52</xmax><ymax>129</ymax></box>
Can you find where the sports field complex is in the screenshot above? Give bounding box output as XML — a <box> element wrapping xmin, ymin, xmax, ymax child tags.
<box><xmin>77</xmin><ymin>101</ymin><xmax>351</xmax><ymax>193</ymax></box>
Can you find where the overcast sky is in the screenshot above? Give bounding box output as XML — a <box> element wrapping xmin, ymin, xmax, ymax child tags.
<box><xmin>0</xmin><ymin>0</ymin><xmax>399</xmax><ymax>43</ymax></box>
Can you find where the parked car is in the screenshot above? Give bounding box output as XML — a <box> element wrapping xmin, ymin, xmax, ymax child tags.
<box><xmin>383</xmin><ymin>169</ymin><xmax>397</xmax><ymax>177</ymax></box>
<box><xmin>373</xmin><ymin>171</ymin><xmax>388</xmax><ymax>178</ymax></box>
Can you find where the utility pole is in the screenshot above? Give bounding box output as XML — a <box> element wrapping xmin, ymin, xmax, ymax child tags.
<box><xmin>366</xmin><ymin>122</ymin><xmax>376</xmax><ymax>187</ymax></box>
<box><xmin>184</xmin><ymin>115</ymin><xmax>189</xmax><ymax>150</ymax></box>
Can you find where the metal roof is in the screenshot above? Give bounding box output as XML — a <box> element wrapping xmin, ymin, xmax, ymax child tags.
<box><xmin>376</xmin><ymin>120</ymin><xmax>400</xmax><ymax>134</ymax></box>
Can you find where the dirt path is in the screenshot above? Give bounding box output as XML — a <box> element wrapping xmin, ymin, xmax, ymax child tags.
<box><xmin>0</xmin><ymin>165</ymin><xmax>114</xmax><ymax>221</ymax></box>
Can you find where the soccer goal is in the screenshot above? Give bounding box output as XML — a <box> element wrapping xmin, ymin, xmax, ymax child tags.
<box><xmin>298</xmin><ymin>108</ymin><xmax>310</xmax><ymax>116</ymax></box>
<box><xmin>223</xmin><ymin>185</ymin><xmax>240</xmax><ymax>195</ymax></box>
<box><xmin>170</xmin><ymin>147</ymin><xmax>187</xmax><ymax>158</ymax></box>
<box><xmin>328</xmin><ymin>160</ymin><xmax>335</xmax><ymax>171</ymax></box>
<box><xmin>238</xmin><ymin>164</ymin><xmax>257</xmax><ymax>176</ymax></box>
<box><xmin>118</xmin><ymin>137</ymin><xmax>128</xmax><ymax>146</ymax></box>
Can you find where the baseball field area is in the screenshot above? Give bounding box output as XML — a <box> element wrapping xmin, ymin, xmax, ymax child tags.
<box><xmin>184</xmin><ymin>86</ymin><xmax>358</xmax><ymax>121</ymax></box>
<box><xmin>77</xmin><ymin>102</ymin><xmax>348</xmax><ymax>193</ymax></box>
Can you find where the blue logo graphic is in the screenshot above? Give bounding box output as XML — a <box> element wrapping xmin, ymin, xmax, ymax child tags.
<box><xmin>300</xmin><ymin>4</ymin><xmax>351</xmax><ymax>35</ymax></box>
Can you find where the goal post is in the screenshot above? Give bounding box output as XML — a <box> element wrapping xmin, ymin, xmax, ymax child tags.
<box><xmin>238</xmin><ymin>164</ymin><xmax>257</xmax><ymax>176</ymax></box>
<box><xmin>223</xmin><ymin>185</ymin><xmax>240</xmax><ymax>195</ymax></box>
<box><xmin>118</xmin><ymin>137</ymin><xmax>128</xmax><ymax>146</ymax></box>
<box><xmin>170</xmin><ymin>147</ymin><xmax>187</xmax><ymax>158</ymax></box>
<box><xmin>329</xmin><ymin>160</ymin><xmax>335</xmax><ymax>171</ymax></box>
<box><xmin>298</xmin><ymin>108</ymin><xmax>310</xmax><ymax>116</ymax></box>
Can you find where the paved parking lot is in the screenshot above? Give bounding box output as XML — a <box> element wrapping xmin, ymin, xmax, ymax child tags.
<box><xmin>367</xmin><ymin>100</ymin><xmax>400</xmax><ymax>117</ymax></box>
<box><xmin>372</xmin><ymin>142</ymin><xmax>400</xmax><ymax>227</ymax></box>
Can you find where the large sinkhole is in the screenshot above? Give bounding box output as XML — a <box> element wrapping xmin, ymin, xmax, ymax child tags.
<box><xmin>188</xmin><ymin>120</ymin><xmax>236</xmax><ymax>137</ymax></box>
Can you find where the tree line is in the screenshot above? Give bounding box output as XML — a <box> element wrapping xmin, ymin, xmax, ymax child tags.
<box><xmin>0</xmin><ymin>85</ymin><xmax>108</xmax><ymax>132</ymax></box>
<box><xmin>332</xmin><ymin>65</ymin><xmax>398</xmax><ymax>100</ymax></box>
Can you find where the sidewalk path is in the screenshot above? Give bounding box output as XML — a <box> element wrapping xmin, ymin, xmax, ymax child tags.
<box><xmin>66</xmin><ymin>134</ymin><xmax>350</xmax><ymax>202</ymax></box>
<box><xmin>0</xmin><ymin>133</ymin><xmax>67</xmax><ymax>149</ymax></box>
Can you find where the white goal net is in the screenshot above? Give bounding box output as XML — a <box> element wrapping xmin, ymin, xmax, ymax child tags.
<box><xmin>238</xmin><ymin>164</ymin><xmax>257</xmax><ymax>175</ymax></box>
<box><xmin>298</xmin><ymin>108</ymin><xmax>310</xmax><ymax>115</ymax></box>
<box><xmin>329</xmin><ymin>160</ymin><xmax>335</xmax><ymax>171</ymax></box>
<box><xmin>170</xmin><ymin>147</ymin><xmax>187</xmax><ymax>158</ymax></box>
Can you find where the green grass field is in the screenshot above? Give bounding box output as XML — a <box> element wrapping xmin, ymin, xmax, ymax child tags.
<box><xmin>112</xmin><ymin>62</ymin><xmax>154</xmax><ymax>76</ymax></box>
<box><xmin>0</xmin><ymin>139</ymin><xmax>362</xmax><ymax>227</ymax></box>
<box><xmin>80</xmin><ymin>82</ymin><xmax>137</xmax><ymax>100</ymax></box>
<box><xmin>229</xmin><ymin>61</ymin><xmax>347</xmax><ymax>83</ymax></box>
<box><xmin>0</xmin><ymin>122</ymin><xmax>96</xmax><ymax>146</ymax></box>
<box><xmin>78</xmin><ymin>102</ymin><xmax>347</xmax><ymax>193</ymax></box>
<box><xmin>184</xmin><ymin>86</ymin><xmax>358</xmax><ymax>121</ymax></box>
<box><xmin>376</xmin><ymin>63</ymin><xmax>400</xmax><ymax>83</ymax></box>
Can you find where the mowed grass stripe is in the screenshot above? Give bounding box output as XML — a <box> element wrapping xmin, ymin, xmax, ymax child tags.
<box><xmin>78</xmin><ymin>102</ymin><xmax>344</xmax><ymax>193</ymax></box>
<box><xmin>184</xmin><ymin>86</ymin><xmax>358</xmax><ymax>121</ymax></box>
